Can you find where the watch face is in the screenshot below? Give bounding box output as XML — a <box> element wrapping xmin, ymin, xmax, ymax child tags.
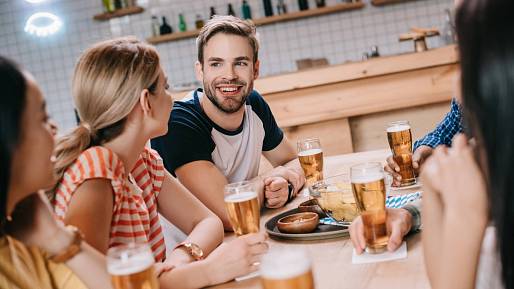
<box><xmin>190</xmin><ymin>243</ymin><xmax>203</xmax><ymax>257</ymax></box>
<box><xmin>184</xmin><ymin>243</ymin><xmax>203</xmax><ymax>260</ymax></box>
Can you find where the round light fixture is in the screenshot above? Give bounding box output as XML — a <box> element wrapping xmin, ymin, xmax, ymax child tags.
<box><xmin>25</xmin><ymin>0</ymin><xmax>47</xmax><ymax>3</ymax></box>
<box><xmin>24</xmin><ymin>12</ymin><xmax>62</xmax><ymax>37</ymax></box>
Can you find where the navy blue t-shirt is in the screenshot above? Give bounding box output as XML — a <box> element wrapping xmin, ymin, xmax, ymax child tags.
<box><xmin>151</xmin><ymin>88</ymin><xmax>283</xmax><ymax>182</ymax></box>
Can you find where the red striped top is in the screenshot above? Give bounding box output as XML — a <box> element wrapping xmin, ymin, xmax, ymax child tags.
<box><xmin>54</xmin><ymin>146</ymin><xmax>166</xmax><ymax>262</ymax></box>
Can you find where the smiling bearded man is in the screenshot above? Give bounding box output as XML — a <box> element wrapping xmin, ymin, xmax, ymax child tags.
<box><xmin>151</xmin><ymin>16</ymin><xmax>305</xmax><ymax>230</ymax></box>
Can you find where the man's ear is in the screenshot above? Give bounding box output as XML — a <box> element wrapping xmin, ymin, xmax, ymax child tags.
<box><xmin>253</xmin><ymin>59</ymin><xmax>260</xmax><ymax>80</ymax></box>
<box><xmin>139</xmin><ymin>89</ymin><xmax>152</xmax><ymax>116</ymax></box>
<box><xmin>195</xmin><ymin>61</ymin><xmax>204</xmax><ymax>83</ymax></box>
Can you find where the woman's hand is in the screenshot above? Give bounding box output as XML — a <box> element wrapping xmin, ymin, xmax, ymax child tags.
<box><xmin>420</xmin><ymin>134</ymin><xmax>488</xmax><ymax>218</ymax></box>
<box><xmin>420</xmin><ymin>134</ymin><xmax>488</xmax><ymax>289</ymax></box>
<box><xmin>203</xmin><ymin>232</ymin><xmax>269</xmax><ymax>285</ymax></box>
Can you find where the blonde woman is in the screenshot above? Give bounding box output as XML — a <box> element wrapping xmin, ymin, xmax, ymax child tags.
<box><xmin>52</xmin><ymin>37</ymin><xmax>268</xmax><ymax>288</ymax></box>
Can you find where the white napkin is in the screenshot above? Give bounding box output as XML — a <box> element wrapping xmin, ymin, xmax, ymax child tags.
<box><xmin>352</xmin><ymin>241</ymin><xmax>407</xmax><ymax>264</ymax></box>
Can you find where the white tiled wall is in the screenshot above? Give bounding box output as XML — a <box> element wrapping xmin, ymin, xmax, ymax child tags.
<box><xmin>0</xmin><ymin>0</ymin><xmax>453</xmax><ymax>133</ymax></box>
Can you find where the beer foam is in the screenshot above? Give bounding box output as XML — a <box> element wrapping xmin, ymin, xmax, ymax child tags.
<box><xmin>224</xmin><ymin>191</ymin><xmax>258</xmax><ymax>203</ymax></box>
<box><xmin>350</xmin><ymin>174</ymin><xmax>384</xmax><ymax>184</ymax></box>
<box><xmin>386</xmin><ymin>124</ymin><xmax>410</xmax><ymax>133</ymax></box>
<box><xmin>107</xmin><ymin>251</ymin><xmax>154</xmax><ymax>276</ymax></box>
<box><xmin>298</xmin><ymin>148</ymin><xmax>322</xmax><ymax>157</ymax></box>
<box><xmin>260</xmin><ymin>249</ymin><xmax>311</xmax><ymax>280</ymax></box>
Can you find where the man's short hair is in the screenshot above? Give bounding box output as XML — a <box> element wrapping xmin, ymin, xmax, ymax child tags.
<box><xmin>196</xmin><ymin>15</ymin><xmax>259</xmax><ymax>65</ymax></box>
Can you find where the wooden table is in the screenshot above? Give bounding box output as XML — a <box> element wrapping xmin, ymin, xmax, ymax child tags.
<box><xmin>211</xmin><ymin>149</ymin><xmax>429</xmax><ymax>289</ymax></box>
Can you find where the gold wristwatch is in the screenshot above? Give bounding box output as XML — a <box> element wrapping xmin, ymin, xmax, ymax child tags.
<box><xmin>174</xmin><ymin>242</ymin><xmax>204</xmax><ymax>261</ymax></box>
<box><xmin>49</xmin><ymin>225</ymin><xmax>84</xmax><ymax>263</ymax></box>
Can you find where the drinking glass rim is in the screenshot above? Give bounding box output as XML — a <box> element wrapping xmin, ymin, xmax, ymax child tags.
<box><xmin>386</xmin><ymin>120</ymin><xmax>410</xmax><ymax>129</ymax></box>
<box><xmin>260</xmin><ymin>248</ymin><xmax>312</xmax><ymax>276</ymax></box>
<box><xmin>350</xmin><ymin>162</ymin><xmax>383</xmax><ymax>177</ymax></box>
<box><xmin>297</xmin><ymin>137</ymin><xmax>320</xmax><ymax>144</ymax></box>
<box><xmin>107</xmin><ymin>242</ymin><xmax>151</xmax><ymax>256</ymax></box>
<box><xmin>106</xmin><ymin>242</ymin><xmax>154</xmax><ymax>269</ymax></box>
<box><xmin>224</xmin><ymin>181</ymin><xmax>256</xmax><ymax>197</ymax></box>
<box><xmin>310</xmin><ymin>173</ymin><xmax>349</xmax><ymax>186</ymax></box>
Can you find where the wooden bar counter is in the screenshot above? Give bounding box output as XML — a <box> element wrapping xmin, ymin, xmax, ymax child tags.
<box><xmin>210</xmin><ymin>149</ymin><xmax>429</xmax><ymax>289</ymax></box>
<box><xmin>173</xmin><ymin>45</ymin><xmax>459</xmax><ymax>156</ymax></box>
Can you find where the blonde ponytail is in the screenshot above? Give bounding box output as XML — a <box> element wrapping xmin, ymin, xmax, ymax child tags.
<box><xmin>53</xmin><ymin>37</ymin><xmax>160</xmax><ymax>181</ymax></box>
<box><xmin>53</xmin><ymin>124</ymin><xmax>93</xmax><ymax>179</ymax></box>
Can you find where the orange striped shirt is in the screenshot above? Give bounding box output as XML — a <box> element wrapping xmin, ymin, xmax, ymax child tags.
<box><xmin>54</xmin><ymin>146</ymin><xmax>166</xmax><ymax>262</ymax></box>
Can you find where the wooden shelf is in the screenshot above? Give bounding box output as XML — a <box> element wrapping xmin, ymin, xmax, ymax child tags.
<box><xmin>94</xmin><ymin>6</ymin><xmax>144</xmax><ymax>21</ymax></box>
<box><xmin>147</xmin><ymin>1</ymin><xmax>365</xmax><ymax>45</ymax></box>
<box><xmin>371</xmin><ymin>0</ymin><xmax>416</xmax><ymax>6</ymax></box>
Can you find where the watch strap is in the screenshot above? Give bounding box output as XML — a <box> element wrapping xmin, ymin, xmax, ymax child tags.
<box><xmin>49</xmin><ymin>225</ymin><xmax>83</xmax><ymax>263</ymax></box>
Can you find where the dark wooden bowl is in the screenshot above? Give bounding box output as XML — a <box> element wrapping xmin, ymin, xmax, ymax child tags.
<box><xmin>277</xmin><ymin>212</ymin><xmax>319</xmax><ymax>234</ymax></box>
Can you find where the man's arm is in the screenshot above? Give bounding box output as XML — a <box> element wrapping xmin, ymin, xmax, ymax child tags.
<box><xmin>402</xmin><ymin>199</ymin><xmax>422</xmax><ymax>233</ymax></box>
<box><xmin>175</xmin><ymin>137</ymin><xmax>304</xmax><ymax>231</ymax></box>
<box><xmin>413</xmin><ymin>98</ymin><xmax>464</xmax><ymax>150</ymax></box>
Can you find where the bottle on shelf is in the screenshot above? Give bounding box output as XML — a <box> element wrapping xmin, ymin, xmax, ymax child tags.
<box><xmin>178</xmin><ymin>13</ymin><xmax>187</xmax><ymax>32</ymax></box>
<box><xmin>114</xmin><ymin>0</ymin><xmax>123</xmax><ymax>10</ymax></box>
<box><xmin>160</xmin><ymin>16</ymin><xmax>173</xmax><ymax>35</ymax></box>
<box><xmin>315</xmin><ymin>0</ymin><xmax>326</xmax><ymax>8</ymax></box>
<box><xmin>241</xmin><ymin>0</ymin><xmax>252</xmax><ymax>19</ymax></box>
<box><xmin>277</xmin><ymin>0</ymin><xmax>287</xmax><ymax>15</ymax></box>
<box><xmin>195</xmin><ymin>14</ymin><xmax>205</xmax><ymax>29</ymax></box>
<box><xmin>125</xmin><ymin>0</ymin><xmax>135</xmax><ymax>7</ymax></box>
<box><xmin>298</xmin><ymin>0</ymin><xmax>309</xmax><ymax>11</ymax></box>
<box><xmin>210</xmin><ymin>6</ymin><xmax>217</xmax><ymax>19</ymax></box>
<box><xmin>151</xmin><ymin>15</ymin><xmax>160</xmax><ymax>37</ymax></box>
<box><xmin>263</xmin><ymin>0</ymin><xmax>273</xmax><ymax>17</ymax></box>
<box><xmin>228</xmin><ymin>3</ymin><xmax>236</xmax><ymax>16</ymax></box>
<box><xmin>102</xmin><ymin>0</ymin><xmax>114</xmax><ymax>13</ymax></box>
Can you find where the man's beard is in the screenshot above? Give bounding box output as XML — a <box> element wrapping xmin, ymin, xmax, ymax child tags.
<box><xmin>203</xmin><ymin>80</ymin><xmax>252</xmax><ymax>114</ymax></box>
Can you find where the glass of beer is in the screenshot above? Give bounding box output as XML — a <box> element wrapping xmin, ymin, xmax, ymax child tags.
<box><xmin>224</xmin><ymin>181</ymin><xmax>260</xmax><ymax>236</ymax></box>
<box><xmin>261</xmin><ymin>248</ymin><xmax>315</xmax><ymax>289</ymax></box>
<box><xmin>297</xmin><ymin>138</ymin><xmax>324</xmax><ymax>185</ymax></box>
<box><xmin>386</xmin><ymin>120</ymin><xmax>416</xmax><ymax>186</ymax></box>
<box><xmin>350</xmin><ymin>163</ymin><xmax>388</xmax><ymax>254</ymax></box>
<box><xmin>107</xmin><ymin>243</ymin><xmax>159</xmax><ymax>289</ymax></box>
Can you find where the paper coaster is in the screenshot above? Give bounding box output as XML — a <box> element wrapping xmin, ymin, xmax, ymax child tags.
<box><xmin>352</xmin><ymin>241</ymin><xmax>407</xmax><ymax>264</ymax></box>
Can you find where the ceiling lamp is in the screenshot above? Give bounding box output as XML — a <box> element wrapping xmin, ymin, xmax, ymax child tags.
<box><xmin>25</xmin><ymin>0</ymin><xmax>47</xmax><ymax>3</ymax></box>
<box><xmin>24</xmin><ymin>12</ymin><xmax>62</xmax><ymax>37</ymax></box>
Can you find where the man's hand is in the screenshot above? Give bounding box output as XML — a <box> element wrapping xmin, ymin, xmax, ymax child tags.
<box><xmin>267</xmin><ymin>165</ymin><xmax>304</xmax><ymax>195</ymax></box>
<box><xmin>385</xmin><ymin>145</ymin><xmax>434</xmax><ymax>186</ymax></box>
<box><xmin>349</xmin><ymin>208</ymin><xmax>413</xmax><ymax>254</ymax></box>
<box><xmin>263</xmin><ymin>176</ymin><xmax>289</xmax><ymax>208</ymax></box>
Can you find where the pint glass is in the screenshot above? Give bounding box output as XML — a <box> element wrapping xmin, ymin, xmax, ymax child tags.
<box><xmin>261</xmin><ymin>249</ymin><xmax>315</xmax><ymax>289</ymax></box>
<box><xmin>350</xmin><ymin>163</ymin><xmax>388</xmax><ymax>254</ymax></box>
<box><xmin>224</xmin><ymin>181</ymin><xmax>260</xmax><ymax>236</ymax></box>
<box><xmin>297</xmin><ymin>138</ymin><xmax>324</xmax><ymax>185</ymax></box>
<box><xmin>386</xmin><ymin>120</ymin><xmax>416</xmax><ymax>186</ymax></box>
<box><xmin>107</xmin><ymin>243</ymin><xmax>159</xmax><ymax>289</ymax></box>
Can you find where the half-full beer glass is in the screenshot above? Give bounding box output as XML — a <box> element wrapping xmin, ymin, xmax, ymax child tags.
<box><xmin>386</xmin><ymin>120</ymin><xmax>416</xmax><ymax>186</ymax></box>
<box><xmin>297</xmin><ymin>138</ymin><xmax>324</xmax><ymax>185</ymax></box>
<box><xmin>224</xmin><ymin>181</ymin><xmax>260</xmax><ymax>236</ymax></box>
<box><xmin>261</xmin><ymin>249</ymin><xmax>315</xmax><ymax>289</ymax></box>
<box><xmin>107</xmin><ymin>243</ymin><xmax>159</xmax><ymax>289</ymax></box>
<box><xmin>350</xmin><ymin>163</ymin><xmax>388</xmax><ymax>254</ymax></box>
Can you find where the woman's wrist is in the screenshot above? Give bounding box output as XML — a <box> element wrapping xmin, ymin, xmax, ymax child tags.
<box><xmin>42</xmin><ymin>226</ymin><xmax>75</xmax><ymax>256</ymax></box>
<box><xmin>199</xmin><ymin>258</ymin><xmax>216</xmax><ymax>287</ymax></box>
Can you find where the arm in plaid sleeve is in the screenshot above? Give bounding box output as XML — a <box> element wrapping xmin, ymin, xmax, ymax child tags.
<box><xmin>403</xmin><ymin>199</ymin><xmax>422</xmax><ymax>233</ymax></box>
<box><xmin>413</xmin><ymin>98</ymin><xmax>464</xmax><ymax>150</ymax></box>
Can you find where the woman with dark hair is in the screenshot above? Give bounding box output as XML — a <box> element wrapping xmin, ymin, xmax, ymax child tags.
<box><xmin>0</xmin><ymin>55</ymin><xmax>113</xmax><ymax>288</ymax></box>
<box><xmin>420</xmin><ymin>0</ymin><xmax>514</xmax><ymax>288</ymax></box>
